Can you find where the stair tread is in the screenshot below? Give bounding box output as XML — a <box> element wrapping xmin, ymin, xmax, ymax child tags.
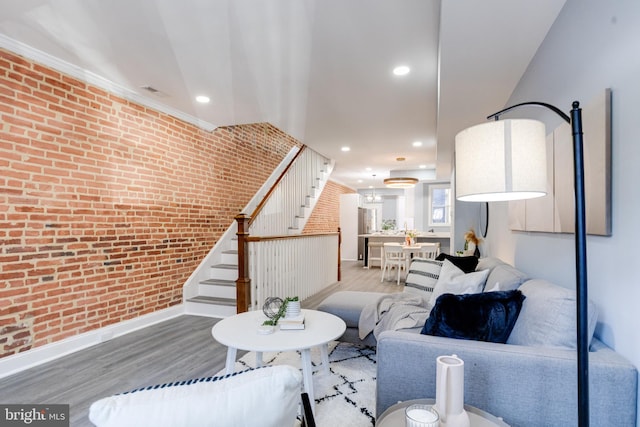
<box><xmin>187</xmin><ymin>296</ymin><xmax>236</xmax><ymax>306</ymax></box>
<box><xmin>200</xmin><ymin>279</ymin><xmax>236</xmax><ymax>286</ymax></box>
<box><xmin>211</xmin><ymin>263</ymin><xmax>237</xmax><ymax>269</ymax></box>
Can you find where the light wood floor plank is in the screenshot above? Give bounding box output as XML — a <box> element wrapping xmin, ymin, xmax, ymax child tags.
<box><xmin>0</xmin><ymin>260</ymin><xmax>400</xmax><ymax>426</ymax></box>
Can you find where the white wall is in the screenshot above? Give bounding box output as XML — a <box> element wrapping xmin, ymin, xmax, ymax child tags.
<box><xmin>473</xmin><ymin>1</ymin><xmax>639</xmax><ymax>421</ymax></box>
<box><xmin>339</xmin><ymin>193</ymin><xmax>360</xmax><ymax>260</ymax></box>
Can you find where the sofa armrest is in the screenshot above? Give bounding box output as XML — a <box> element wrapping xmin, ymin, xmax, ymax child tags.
<box><xmin>376</xmin><ymin>331</ymin><xmax>637</xmax><ymax>427</ymax></box>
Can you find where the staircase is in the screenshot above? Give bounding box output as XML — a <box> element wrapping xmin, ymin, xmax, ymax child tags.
<box><xmin>184</xmin><ymin>235</ymin><xmax>239</xmax><ymax>317</ymax></box>
<box><xmin>183</xmin><ymin>147</ymin><xmax>334</xmax><ymax>318</ymax></box>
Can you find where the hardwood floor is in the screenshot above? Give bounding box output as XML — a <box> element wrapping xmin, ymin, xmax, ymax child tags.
<box><xmin>0</xmin><ymin>260</ymin><xmax>400</xmax><ymax>426</ymax></box>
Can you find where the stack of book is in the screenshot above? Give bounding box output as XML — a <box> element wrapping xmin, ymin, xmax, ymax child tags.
<box><xmin>279</xmin><ymin>313</ymin><xmax>305</xmax><ymax>330</ymax></box>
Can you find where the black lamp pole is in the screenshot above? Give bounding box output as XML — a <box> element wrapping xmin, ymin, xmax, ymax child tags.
<box><xmin>487</xmin><ymin>101</ymin><xmax>589</xmax><ymax>427</ymax></box>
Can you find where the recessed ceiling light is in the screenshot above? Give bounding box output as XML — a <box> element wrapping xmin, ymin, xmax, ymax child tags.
<box><xmin>412</xmin><ymin>141</ymin><xmax>423</xmax><ymax>147</ymax></box>
<box><xmin>393</xmin><ymin>65</ymin><xmax>410</xmax><ymax>76</ymax></box>
<box><xmin>357</xmin><ymin>179</ymin><xmax>363</xmax><ymax>183</ymax></box>
<box><xmin>419</xmin><ymin>164</ymin><xmax>427</xmax><ymax>169</ymax></box>
<box><xmin>195</xmin><ymin>95</ymin><xmax>210</xmax><ymax>103</ymax></box>
<box><xmin>341</xmin><ymin>146</ymin><xmax>351</xmax><ymax>152</ymax></box>
<box><xmin>365</xmin><ymin>167</ymin><xmax>372</xmax><ymax>171</ymax></box>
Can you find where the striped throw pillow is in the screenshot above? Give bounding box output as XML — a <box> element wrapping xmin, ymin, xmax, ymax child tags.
<box><xmin>89</xmin><ymin>365</ymin><xmax>302</xmax><ymax>427</ymax></box>
<box><xmin>405</xmin><ymin>258</ymin><xmax>443</xmax><ymax>299</ymax></box>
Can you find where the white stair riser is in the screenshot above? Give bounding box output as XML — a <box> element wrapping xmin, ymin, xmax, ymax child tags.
<box><xmin>292</xmin><ymin>217</ymin><xmax>304</xmax><ymax>229</ymax></box>
<box><xmin>221</xmin><ymin>252</ymin><xmax>238</xmax><ymax>264</ymax></box>
<box><xmin>198</xmin><ymin>284</ymin><xmax>236</xmax><ymax>299</ymax></box>
<box><xmin>185</xmin><ymin>301</ymin><xmax>236</xmax><ymax>318</ymax></box>
<box><xmin>299</xmin><ymin>206</ymin><xmax>311</xmax><ymax>217</ymax></box>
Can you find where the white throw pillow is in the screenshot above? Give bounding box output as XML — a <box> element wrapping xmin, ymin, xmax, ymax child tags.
<box><xmin>507</xmin><ymin>279</ymin><xmax>598</xmax><ymax>349</ymax></box>
<box><xmin>88</xmin><ymin>365</ymin><xmax>302</xmax><ymax>427</ymax></box>
<box><xmin>483</xmin><ymin>264</ymin><xmax>529</xmax><ymax>292</ymax></box>
<box><xmin>429</xmin><ymin>259</ymin><xmax>490</xmax><ymax>306</ymax></box>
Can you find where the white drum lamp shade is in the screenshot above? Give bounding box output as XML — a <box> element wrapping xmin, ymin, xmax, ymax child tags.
<box><xmin>455</xmin><ymin>119</ymin><xmax>547</xmax><ymax>202</ymax></box>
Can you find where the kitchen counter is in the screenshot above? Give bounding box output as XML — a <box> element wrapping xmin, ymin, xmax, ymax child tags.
<box><xmin>359</xmin><ymin>232</ymin><xmax>451</xmax><ymax>267</ymax></box>
<box><xmin>359</xmin><ymin>232</ymin><xmax>450</xmax><ymax>239</ymax></box>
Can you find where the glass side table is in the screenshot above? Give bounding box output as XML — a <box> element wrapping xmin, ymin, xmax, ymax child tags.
<box><xmin>376</xmin><ymin>399</ymin><xmax>509</xmax><ymax>427</ymax></box>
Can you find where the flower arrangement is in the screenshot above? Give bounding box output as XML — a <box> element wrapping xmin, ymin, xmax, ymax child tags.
<box><xmin>464</xmin><ymin>229</ymin><xmax>482</xmax><ymax>257</ymax></box>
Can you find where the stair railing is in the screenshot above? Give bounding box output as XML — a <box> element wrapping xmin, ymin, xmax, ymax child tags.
<box><xmin>246</xmin><ymin>231</ymin><xmax>340</xmax><ymax>311</ymax></box>
<box><xmin>235</xmin><ymin>146</ymin><xmax>339</xmax><ymax>313</ymax></box>
<box><xmin>249</xmin><ymin>146</ymin><xmax>331</xmax><ymax>236</ymax></box>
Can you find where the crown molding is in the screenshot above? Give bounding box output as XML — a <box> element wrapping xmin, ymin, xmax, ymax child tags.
<box><xmin>0</xmin><ymin>33</ymin><xmax>217</xmax><ymax>132</ymax></box>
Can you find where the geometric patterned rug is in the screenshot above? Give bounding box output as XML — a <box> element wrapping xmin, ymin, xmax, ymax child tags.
<box><xmin>232</xmin><ymin>341</ymin><xmax>377</xmax><ymax>427</ymax></box>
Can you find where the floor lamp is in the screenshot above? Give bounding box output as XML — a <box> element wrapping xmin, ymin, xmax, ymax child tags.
<box><xmin>455</xmin><ymin>101</ymin><xmax>589</xmax><ymax>426</ymax></box>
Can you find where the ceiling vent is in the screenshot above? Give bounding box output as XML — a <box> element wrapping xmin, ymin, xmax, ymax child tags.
<box><xmin>140</xmin><ymin>85</ymin><xmax>168</xmax><ymax>97</ymax></box>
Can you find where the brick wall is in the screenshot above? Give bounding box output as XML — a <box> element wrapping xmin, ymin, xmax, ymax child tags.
<box><xmin>0</xmin><ymin>49</ymin><xmax>302</xmax><ymax>358</ymax></box>
<box><xmin>303</xmin><ymin>180</ymin><xmax>355</xmax><ymax>234</ymax></box>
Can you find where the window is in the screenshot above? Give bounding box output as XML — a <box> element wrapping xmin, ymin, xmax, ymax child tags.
<box><xmin>428</xmin><ymin>184</ymin><xmax>451</xmax><ymax>227</ymax></box>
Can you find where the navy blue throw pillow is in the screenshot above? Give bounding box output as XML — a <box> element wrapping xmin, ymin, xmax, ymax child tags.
<box><xmin>421</xmin><ymin>290</ymin><xmax>525</xmax><ymax>343</ymax></box>
<box><xmin>435</xmin><ymin>253</ymin><xmax>479</xmax><ymax>273</ymax></box>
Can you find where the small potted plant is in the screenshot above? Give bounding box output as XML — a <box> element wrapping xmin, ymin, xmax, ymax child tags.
<box><xmin>262</xmin><ymin>296</ymin><xmax>300</xmax><ymax>326</ymax></box>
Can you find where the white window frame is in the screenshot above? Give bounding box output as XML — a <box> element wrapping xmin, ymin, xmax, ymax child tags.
<box><xmin>428</xmin><ymin>184</ymin><xmax>451</xmax><ymax>227</ymax></box>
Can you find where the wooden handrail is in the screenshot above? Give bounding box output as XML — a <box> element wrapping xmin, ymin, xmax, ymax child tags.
<box><xmin>246</xmin><ymin>232</ymin><xmax>339</xmax><ymax>242</ymax></box>
<box><xmin>249</xmin><ymin>144</ymin><xmax>307</xmax><ymax>227</ymax></box>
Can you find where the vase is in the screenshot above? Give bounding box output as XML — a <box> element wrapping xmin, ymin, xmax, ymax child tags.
<box><xmin>434</xmin><ymin>354</ymin><xmax>470</xmax><ymax>427</ymax></box>
<box><xmin>285</xmin><ymin>300</ymin><xmax>301</xmax><ymax>318</ymax></box>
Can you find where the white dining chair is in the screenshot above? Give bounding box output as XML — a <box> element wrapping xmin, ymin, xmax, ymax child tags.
<box><xmin>414</xmin><ymin>242</ymin><xmax>440</xmax><ymax>259</ymax></box>
<box><xmin>401</xmin><ymin>242</ymin><xmax>440</xmax><ymax>273</ymax></box>
<box><xmin>366</xmin><ymin>241</ymin><xmax>384</xmax><ymax>269</ymax></box>
<box><xmin>381</xmin><ymin>242</ymin><xmax>406</xmax><ymax>285</ymax></box>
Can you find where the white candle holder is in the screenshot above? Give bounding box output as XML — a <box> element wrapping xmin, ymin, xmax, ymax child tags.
<box><xmin>405</xmin><ymin>404</ymin><xmax>439</xmax><ymax>427</ymax></box>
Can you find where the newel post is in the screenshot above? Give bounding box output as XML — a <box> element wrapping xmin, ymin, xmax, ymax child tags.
<box><xmin>235</xmin><ymin>213</ymin><xmax>251</xmax><ymax>313</ymax></box>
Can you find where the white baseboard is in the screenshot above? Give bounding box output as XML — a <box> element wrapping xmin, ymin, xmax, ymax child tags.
<box><xmin>0</xmin><ymin>304</ymin><xmax>185</xmax><ymax>379</ymax></box>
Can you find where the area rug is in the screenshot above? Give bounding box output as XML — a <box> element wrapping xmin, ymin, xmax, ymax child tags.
<box><xmin>230</xmin><ymin>341</ymin><xmax>377</xmax><ymax>427</ymax></box>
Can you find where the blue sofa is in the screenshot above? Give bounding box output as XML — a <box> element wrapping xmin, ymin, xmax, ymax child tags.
<box><xmin>318</xmin><ymin>257</ymin><xmax>638</xmax><ymax>426</ymax></box>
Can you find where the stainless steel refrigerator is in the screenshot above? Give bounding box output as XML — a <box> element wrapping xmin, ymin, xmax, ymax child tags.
<box><xmin>357</xmin><ymin>207</ymin><xmax>376</xmax><ymax>261</ymax></box>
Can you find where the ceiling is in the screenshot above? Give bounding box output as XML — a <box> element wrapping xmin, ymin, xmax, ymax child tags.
<box><xmin>0</xmin><ymin>0</ymin><xmax>566</xmax><ymax>190</ymax></box>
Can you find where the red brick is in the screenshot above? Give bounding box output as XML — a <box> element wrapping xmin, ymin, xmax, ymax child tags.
<box><xmin>0</xmin><ymin>48</ymin><xmax>307</xmax><ymax>357</ymax></box>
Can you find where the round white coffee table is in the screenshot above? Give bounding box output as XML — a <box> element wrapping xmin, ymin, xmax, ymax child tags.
<box><xmin>211</xmin><ymin>309</ymin><xmax>346</xmax><ymax>409</ymax></box>
<box><xmin>377</xmin><ymin>399</ymin><xmax>509</xmax><ymax>427</ymax></box>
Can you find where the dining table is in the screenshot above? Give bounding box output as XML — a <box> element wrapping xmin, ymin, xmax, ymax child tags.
<box><xmin>359</xmin><ymin>232</ymin><xmax>450</xmax><ymax>267</ymax></box>
<box><xmin>401</xmin><ymin>244</ymin><xmax>422</xmax><ymax>273</ymax></box>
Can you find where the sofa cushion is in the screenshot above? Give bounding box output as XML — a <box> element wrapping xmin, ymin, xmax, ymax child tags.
<box><xmin>475</xmin><ymin>257</ymin><xmax>507</xmax><ymax>272</ymax></box>
<box><xmin>483</xmin><ymin>264</ymin><xmax>529</xmax><ymax>292</ymax></box>
<box><xmin>421</xmin><ymin>290</ymin><xmax>525</xmax><ymax>343</ymax></box>
<box><xmin>89</xmin><ymin>365</ymin><xmax>302</xmax><ymax>427</ymax></box>
<box><xmin>435</xmin><ymin>253</ymin><xmax>479</xmax><ymax>273</ymax></box>
<box><xmin>404</xmin><ymin>258</ymin><xmax>443</xmax><ymax>301</ymax></box>
<box><xmin>429</xmin><ymin>260</ymin><xmax>490</xmax><ymax>306</ymax></box>
<box><xmin>317</xmin><ymin>291</ymin><xmax>386</xmax><ymax>328</ymax></box>
<box><xmin>507</xmin><ymin>279</ymin><xmax>598</xmax><ymax>349</ymax></box>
